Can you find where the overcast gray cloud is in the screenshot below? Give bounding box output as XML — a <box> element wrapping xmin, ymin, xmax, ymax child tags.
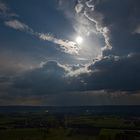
<box><xmin>12</xmin><ymin>52</ymin><xmax>140</xmax><ymax>96</ymax></box>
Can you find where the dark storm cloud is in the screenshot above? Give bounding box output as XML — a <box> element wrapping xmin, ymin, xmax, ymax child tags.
<box><xmin>2</xmin><ymin>90</ymin><xmax>139</xmax><ymax>106</ymax></box>
<box><xmin>13</xmin><ymin>54</ymin><xmax>140</xmax><ymax>94</ymax></box>
<box><xmin>13</xmin><ymin>61</ymin><xmax>69</xmax><ymax>94</ymax></box>
<box><xmin>40</xmin><ymin>91</ymin><xmax>140</xmax><ymax>106</ymax></box>
<box><xmin>13</xmin><ymin>60</ymin><xmax>90</xmax><ymax>95</ymax></box>
<box><xmin>85</xmin><ymin>53</ymin><xmax>140</xmax><ymax>91</ymax></box>
<box><xmin>12</xmin><ymin>0</ymin><xmax>140</xmax><ymax>94</ymax></box>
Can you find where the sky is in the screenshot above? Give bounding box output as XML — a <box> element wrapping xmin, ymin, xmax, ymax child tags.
<box><xmin>0</xmin><ymin>0</ymin><xmax>140</xmax><ymax>106</ymax></box>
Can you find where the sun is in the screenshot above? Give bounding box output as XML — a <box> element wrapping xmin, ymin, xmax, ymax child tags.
<box><xmin>76</xmin><ymin>36</ymin><xmax>83</xmax><ymax>45</ymax></box>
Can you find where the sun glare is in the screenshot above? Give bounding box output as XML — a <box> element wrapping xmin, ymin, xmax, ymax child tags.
<box><xmin>76</xmin><ymin>36</ymin><xmax>83</xmax><ymax>45</ymax></box>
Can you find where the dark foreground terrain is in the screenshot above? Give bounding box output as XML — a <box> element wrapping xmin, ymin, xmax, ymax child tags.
<box><xmin>0</xmin><ymin>106</ymin><xmax>140</xmax><ymax>140</ymax></box>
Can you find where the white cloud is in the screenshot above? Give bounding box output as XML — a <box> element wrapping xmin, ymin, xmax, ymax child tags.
<box><xmin>83</xmin><ymin>11</ymin><xmax>112</xmax><ymax>51</ymax></box>
<box><xmin>75</xmin><ymin>3</ymin><xmax>84</xmax><ymax>13</ymax></box>
<box><xmin>75</xmin><ymin>0</ymin><xmax>112</xmax><ymax>51</ymax></box>
<box><xmin>4</xmin><ymin>20</ymin><xmax>33</xmax><ymax>33</ymax></box>
<box><xmin>86</xmin><ymin>0</ymin><xmax>94</xmax><ymax>11</ymax></box>
<box><xmin>39</xmin><ymin>33</ymin><xmax>80</xmax><ymax>55</ymax></box>
<box><xmin>74</xmin><ymin>14</ymin><xmax>97</xmax><ymax>36</ymax></box>
<box><xmin>5</xmin><ymin>19</ymin><xmax>80</xmax><ymax>55</ymax></box>
<box><xmin>67</xmin><ymin>65</ymin><xmax>90</xmax><ymax>77</ymax></box>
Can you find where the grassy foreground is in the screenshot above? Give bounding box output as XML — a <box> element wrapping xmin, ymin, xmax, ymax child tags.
<box><xmin>0</xmin><ymin>113</ymin><xmax>140</xmax><ymax>140</ymax></box>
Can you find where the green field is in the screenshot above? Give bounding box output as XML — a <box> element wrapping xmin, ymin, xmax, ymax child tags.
<box><xmin>0</xmin><ymin>113</ymin><xmax>139</xmax><ymax>140</ymax></box>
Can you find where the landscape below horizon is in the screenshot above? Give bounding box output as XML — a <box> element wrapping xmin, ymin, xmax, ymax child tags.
<box><xmin>0</xmin><ymin>105</ymin><xmax>140</xmax><ymax>140</ymax></box>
